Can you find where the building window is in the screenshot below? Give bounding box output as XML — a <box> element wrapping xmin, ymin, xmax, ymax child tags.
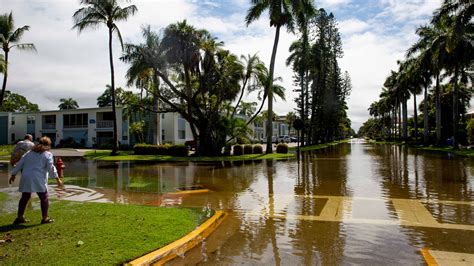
<box><xmin>122</xmin><ymin>135</ymin><xmax>128</xmax><ymax>141</ymax></box>
<box><xmin>11</xmin><ymin>117</ymin><xmax>15</xmax><ymax>125</ymax></box>
<box><xmin>27</xmin><ymin>116</ymin><xmax>35</xmax><ymax>124</ymax></box>
<box><xmin>162</xmin><ymin>130</ymin><xmax>165</xmax><ymax>141</ymax></box>
<box><xmin>11</xmin><ymin>133</ymin><xmax>15</xmax><ymax>142</ymax></box>
<box><xmin>42</xmin><ymin>115</ymin><xmax>56</xmax><ymax>129</ymax></box>
<box><xmin>161</xmin><ymin>114</ymin><xmax>165</xmax><ymax>119</ymax></box>
<box><xmin>63</xmin><ymin>113</ymin><xmax>88</xmax><ymax>128</ymax></box>
<box><xmin>178</xmin><ymin>130</ymin><xmax>186</xmax><ymax>139</ymax></box>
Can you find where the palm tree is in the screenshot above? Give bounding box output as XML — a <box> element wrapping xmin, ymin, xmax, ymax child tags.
<box><xmin>58</xmin><ymin>98</ymin><xmax>79</xmax><ymax>110</ymax></box>
<box><xmin>0</xmin><ymin>12</ymin><xmax>36</xmax><ymax>108</ymax></box>
<box><xmin>245</xmin><ymin>0</ymin><xmax>316</xmax><ymax>153</ymax></box>
<box><xmin>121</xmin><ymin>25</ymin><xmax>168</xmax><ymax>145</ymax></box>
<box><xmin>73</xmin><ymin>0</ymin><xmax>137</xmax><ymax>155</ymax></box>
<box><xmin>232</xmin><ymin>54</ymin><xmax>266</xmax><ymax>118</ymax></box>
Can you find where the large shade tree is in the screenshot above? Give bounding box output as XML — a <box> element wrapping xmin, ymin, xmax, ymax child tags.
<box><xmin>0</xmin><ymin>12</ymin><xmax>36</xmax><ymax>108</ymax></box>
<box><xmin>245</xmin><ymin>0</ymin><xmax>316</xmax><ymax>153</ymax></box>
<box><xmin>73</xmin><ymin>0</ymin><xmax>137</xmax><ymax>155</ymax></box>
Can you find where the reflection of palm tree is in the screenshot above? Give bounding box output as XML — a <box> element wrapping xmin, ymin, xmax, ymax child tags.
<box><xmin>58</xmin><ymin>98</ymin><xmax>79</xmax><ymax>110</ymax></box>
<box><xmin>0</xmin><ymin>12</ymin><xmax>36</xmax><ymax>108</ymax></box>
<box><xmin>73</xmin><ymin>0</ymin><xmax>137</xmax><ymax>155</ymax></box>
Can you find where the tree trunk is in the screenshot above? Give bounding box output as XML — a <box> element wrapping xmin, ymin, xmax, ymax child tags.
<box><xmin>435</xmin><ymin>73</ymin><xmax>441</xmax><ymax>146</ymax></box>
<box><xmin>232</xmin><ymin>78</ymin><xmax>248</xmax><ymax>118</ymax></box>
<box><xmin>423</xmin><ymin>83</ymin><xmax>429</xmax><ymax>146</ymax></box>
<box><xmin>109</xmin><ymin>27</ymin><xmax>119</xmax><ymax>155</ymax></box>
<box><xmin>0</xmin><ymin>49</ymin><xmax>9</xmax><ymax>108</ymax></box>
<box><xmin>452</xmin><ymin>65</ymin><xmax>459</xmax><ymax>149</ymax></box>
<box><xmin>402</xmin><ymin>99</ymin><xmax>408</xmax><ymax>140</ymax></box>
<box><xmin>265</xmin><ymin>25</ymin><xmax>281</xmax><ymax>154</ymax></box>
<box><xmin>152</xmin><ymin>84</ymin><xmax>160</xmax><ymax>145</ymax></box>
<box><xmin>413</xmin><ymin>93</ymin><xmax>418</xmax><ymax>143</ymax></box>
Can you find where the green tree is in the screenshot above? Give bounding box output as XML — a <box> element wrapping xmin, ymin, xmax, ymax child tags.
<box><xmin>73</xmin><ymin>0</ymin><xmax>138</xmax><ymax>155</ymax></box>
<box><xmin>58</xmin><ymin>98</ymin><xmax>79</xmax><ymax>110</ymax></box>
<box><xmin>245</xmin><ymin>0</ymin><xmax>315</xmax><ymax>153</ymax></box>
<box><xmin>0</xmin><ymin>90</ymin><xmax>39</xmax><ymax>112</ymax></box>
<box><xmin>0</xmin><ymin>12</ymin><xmax>36</xmax><ymax>108</ymax></box>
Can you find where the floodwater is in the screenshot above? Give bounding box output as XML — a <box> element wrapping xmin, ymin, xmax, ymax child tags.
<box><xmin>1</xmin><ymin>141</ymin><xmax>473</xmax><ymax>265</ymax></box>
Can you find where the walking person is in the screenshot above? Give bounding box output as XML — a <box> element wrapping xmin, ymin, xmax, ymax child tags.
<box><xmin>10</xmin><ymin>134</ymin><xmax>35</xmax><ymax>166</ymax></box>
<box><xmin>9</xmin><ymin>136</ymin><xmax>63</xmax><ymax>224</ymax></box>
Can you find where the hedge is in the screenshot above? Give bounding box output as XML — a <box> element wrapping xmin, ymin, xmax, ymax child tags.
<box><xmin>233</xmin><ymin>145</ymin><xmax>243</xmax><ymax>156</ymax></box>
<box><xmin>253</xmin><ymin>145</ymin><xmax>263</xmax><ymax>154</ymax></box>
<box><xmin>276</xmin><ymin>143</ymin><xmax>289</xmax><ymax>154</ymax></box>
<box><xmin>243</xmin><ymin>144</ymin><xmax>253</xmax><ymax>155</ymax></box>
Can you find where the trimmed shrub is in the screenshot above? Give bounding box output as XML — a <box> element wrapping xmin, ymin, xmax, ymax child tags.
<box><xmin>223</xmin><ymin>144</ymin><xmax>232</xmax><ymax>156</ymax></box>
<box><xmin>243</xmin><ymin>144</ymin><xmax>253</xmax><ymax>155</ymax></box>
<box><xmin>253</xmin><ymin>145</ymin><xmax>263</xmax><ymax>154</ymax></box>
<box><xmin>276</xmin><ymin>143</ymin><xmax>289</xmax><ymax>154</ymax></box>
<box><xmin>233</xmin><ymin>145</ymin><xmax>243</xmax><ymax>156</ymax></box>
<box><xmin>168</xmin><ymin>145</ymin><xmax>188</xmax><ymax>157</ymax></box>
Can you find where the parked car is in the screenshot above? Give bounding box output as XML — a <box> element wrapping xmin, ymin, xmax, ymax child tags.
<box><xmin>277</xmin><ymin>135</ymin><xmax>290</xmax><ymax>143</ymax></box>
<box><xmin>290</xmin><ymin>136</ymin><xmax>298</xmax><ymax>142</ymax></box>
<box><xmin>185</xmin><ymin>140</ymin><xmax>196</xmax><ymax>151</ymax></box>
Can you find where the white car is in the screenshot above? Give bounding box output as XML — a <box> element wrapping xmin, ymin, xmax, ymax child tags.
<box><xmin>277</xmin><ymin>135</ymin><xmax>290</xmax><ymax>143</ymax></box>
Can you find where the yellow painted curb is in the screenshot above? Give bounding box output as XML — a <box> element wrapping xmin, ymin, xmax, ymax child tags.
<box><xmin>167</xmin><ymin>189</ymin><xmax>211</xmax><ymax>195</ymax></box>
<box><xmin>421</xmin><ymin>248</ymin><xmax>438</xmax><ymax>266</ymax></box>
<box><xmin>127</xmin><ymin>210</ymin><xmax>226</xmax><ymax>266</ymax></box>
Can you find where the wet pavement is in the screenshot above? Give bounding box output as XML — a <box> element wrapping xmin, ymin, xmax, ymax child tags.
<box><xmin>1</xmin><ymin>140</ymin><xmax>473</xmax><ymax>265</ymax></box>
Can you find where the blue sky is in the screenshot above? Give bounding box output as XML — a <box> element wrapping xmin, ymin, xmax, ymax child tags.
<box><xmin>1</xmin><ymin>0</ymin><xmax>441</xmax><ymax>130</ymax></box>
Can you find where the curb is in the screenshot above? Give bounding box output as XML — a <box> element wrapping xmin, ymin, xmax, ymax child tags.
<box><xmin>127</xmin><ymin>210</ymin><xmax>226</xmax><ymax>265</ymax></box>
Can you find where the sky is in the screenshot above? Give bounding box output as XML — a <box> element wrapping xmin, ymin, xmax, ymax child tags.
<box><xmin>1</xmin><ymin>0</ymin><xmax>442</xmax><ymax>130</ymax></box>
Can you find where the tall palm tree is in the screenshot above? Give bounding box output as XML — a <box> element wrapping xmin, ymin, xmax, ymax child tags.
<box><xmin>73</xmin><ymin>0</ymin><xmax>137</xmax><ymax>155</ymax></box>
<box><xmin>245</xmin><ymin>0</ymin><xmax>316</xmax><ymax>153</ymax></box>
<box><xmin>232</xmin><ymin>54</ymin><xmax>266</xmax><ymax>118</ymax></box>
<box><xmin>0</xmin><ymin>12</ymin><xmax>36</xmax><ymax>108</ymax></box>
<box><xmin>58</xmin><ymin>98</ymin><xmax>79</xmax><ymax>110</ymax></box>
<box><xmin>121</xmin><ymin>25</ymin><xmax>167</xmax><ymax>145</ymax></box>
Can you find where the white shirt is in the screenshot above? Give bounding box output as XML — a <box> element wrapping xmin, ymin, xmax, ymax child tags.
<box><xmin>11</xmin><ymin>151</ymin><xmax>59</xmax><ymax>193</ymax></box>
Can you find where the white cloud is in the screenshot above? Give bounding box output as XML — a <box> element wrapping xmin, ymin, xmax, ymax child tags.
<box><xmin>338</xmin><ymin>19</ymin><xmax>369</xmax><ymax>35</ymax></box>
<box><xmin>320</xmin><ymin>0</ymin><xmax>352</xmax><ymax>7</ymax></box>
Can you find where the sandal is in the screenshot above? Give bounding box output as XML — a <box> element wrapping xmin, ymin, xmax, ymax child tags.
<box><xmin>13</xmin><ymin>217</ymin><xmax>30</xmax><ymax>224</ymax></box>
<box><xmin>41</xmin><ymin>217</ymin><xmax>55</xmax><ymax>224</ymax></box>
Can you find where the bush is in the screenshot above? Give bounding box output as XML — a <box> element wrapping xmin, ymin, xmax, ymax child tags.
<box><xmin>276</xmin><ymin>143</ymin><xmax>288</xmax><ymax>154</ymax></box>
<box><xmin>168</xmin><ymin>145</ymin><xmax>188</xmax><ymax>157</ymax></box>
<box><xmin>467</xmin><ymin>119</ymin><xmax>474</xmax><ymax>145</ymax></box>
<box><xmin>233</xmin><ymin>145</ymin><xmax>243</xmax><ymax>156</ymax></box>
<box><xmin>243</xmin><ymin>144</ymin><xmax>253</xmax><ymax>155</ymax></box>
<box><xmin>223</xmin><ymin>144</ymin><xmax>232</xmax><ymax>156</ymax></box>
<box><xmin>252</xmin><ymin>145</ymin><xmax>263</xmax><ymax>154</ymax></box>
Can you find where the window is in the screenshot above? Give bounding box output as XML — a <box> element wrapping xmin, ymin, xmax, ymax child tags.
<box><xmin>122</xmin><ymin>135</ymin><xmax>128</xmax><ymax>141</ymax></box>
<box><xmin>162</xmin><ymin>114</ymin><xmax>165</xmax><ymax>119</ymax></box>
<box><xmin>11</xmin><ymin>117</ymin><xmax>15</xmax><ymax>125</ymax></box>
<box><xmin>27</xmin><ymin>116</ymin><xmax>35</xmax><ymax>124</ymax></box>
<box><xmin>162</xmin><ymin>130</ymin><xmax>165</xmax><ymax>141</ymax></box>
<box><xmin>63</xmin><ymin>113</ymin><xmax>88</xmax><ymax>128</ymax></box>
<box><xmin>11</xmin><ymin>133</ymin><xmax>15</xmax><ymax>142</ymax></box>
<box><xmin>178</xmin><ymin>130</ymin><xmax>186</xmax><ymax>139</ymax></box>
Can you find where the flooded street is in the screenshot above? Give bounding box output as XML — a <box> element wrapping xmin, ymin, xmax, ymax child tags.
<box><xmin>1</xmin><ymin>141</ymin><xmax>473</xmax><ymax>264</ymax></box>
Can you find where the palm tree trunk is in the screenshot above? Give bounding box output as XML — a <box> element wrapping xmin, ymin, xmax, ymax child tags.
<box><xmin>452</xmin><ymin>65</ymin><xmax>459</xmax><ymax>149</ymax></box>
<box><xmin>435</xmin><ymin>73</ymin><xmax>441</xmax><ymax>146</ymax></box>
<box><xmin>423</xmin><ymin>83</ymin><xmax>429</xmax><ymax>145</ymax></box>
<box><xmin>413</xmin><ymin>93</ymin><xmax>418</xmax><ymax>143</ymax></box>
<box><xmin>109</xmin><ymin>27</ymin><xmax>119</xmax><ymax>155</ymax></box>
<box><xmin>152</xmin><ymin>80</ymin><xmax>160</xmax><ymax>145</ymax></box>
<box><xmin>232</xmin><ymin>78</ymin><xmax>249</xmax><ymax>118</ymax></box>
<box><xmin>402</xmin><ymin>99</ymin><xmax>408</xmax><ymax>140</ymax></box>
<box><xmin>0</xmin><ymin>50</ymin><xmax>9</xmax><ymax>108</ymax></box>
<box><xmin>265</xmin><ymin>25</ymin><xmax>281</xmax><ymax>154</ymax></box>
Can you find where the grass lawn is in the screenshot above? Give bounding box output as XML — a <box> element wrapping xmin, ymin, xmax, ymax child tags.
<box><xmin>289</xmin><ymin>140</ymin><xmax>348</xmax><ymax>152</ymax></box>
<box><xmin>368</xmin><ymin>140</ymin><xmax>474</xmax><ymax>157</ymax></box>
<box><xmin>0</xmin><ymin>193</ymin><xmax>209</xmax><ymax>265</ymax></box>
<box><xmin>84</xmin><ymin>150</ymin><xmax>294</xmax><ymax>162</ymax></box>
<box><xmin>0</xmin><ymin>145</ymin><xmax>13</xmax><ymax>160</ymax></box>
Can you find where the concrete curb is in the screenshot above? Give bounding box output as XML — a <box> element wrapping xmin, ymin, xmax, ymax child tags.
<box><xmin>127</xmin><ymin>210</ymin><xmax>226</xmax><ymax>266</ymax></box>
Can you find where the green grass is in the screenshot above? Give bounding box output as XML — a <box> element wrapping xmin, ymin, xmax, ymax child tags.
<box><xmin>368</xmin><ymin>139</ymin><xmax>474</xmax><ymax>157</ymax></box>
<box><xmin>0</xmin><ymin>144</ymin><xmax>13</xmax><ymax>160</ymax></box>
<box><xmin>84</xmin><ymin>150</ymin><xmax>294</xmax><ymax>162</ymax></box>
<box><xmin>0</xmin><ymin>193</ymin><xmax>209</xmax><ymax>265</ymax></box>
<box><xmin>289</xmin><ymin>140</ymin><xmax>348</xmax><ymax>152</ymax></box>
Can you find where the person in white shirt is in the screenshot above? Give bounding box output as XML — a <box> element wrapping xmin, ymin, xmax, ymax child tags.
<box><xmin>10</xmin><ymin>134</ymin><xmax>35</xmax><ymax>166</ymax></box>
<box><xmin>9</xmin><ymin>136</ymin><xmax>63</xmax><ymax>224</ymax></box>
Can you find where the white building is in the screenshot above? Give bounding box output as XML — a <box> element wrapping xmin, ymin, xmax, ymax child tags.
<box><xmin>0</xmin><ymin>107</ymin><xmax>193</xmax><ymax>147</ymax></box>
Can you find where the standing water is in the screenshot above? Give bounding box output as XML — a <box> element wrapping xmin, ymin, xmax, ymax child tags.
<box><xmin>1</xmin><ymin>141</ymin><xmax>473</xmax><ymax>264</ymax></box>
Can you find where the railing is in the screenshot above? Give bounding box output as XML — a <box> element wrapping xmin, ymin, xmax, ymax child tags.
<box><xmin>42</xmin><ymin>124</ymin><xmax>56</xmax><ymax>130</ymax></box>
<box><xmin>63</xmin><ymin>124</ymin><xmax>88</xmax><ymax>129</ymax></box>
<box><xmin>97</xmin><ymin>120</ymin><xmax>114</xmax><ymax>128</ymax></box>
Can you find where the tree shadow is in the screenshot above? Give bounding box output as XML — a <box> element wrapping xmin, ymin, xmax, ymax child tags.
<box><xmin>0</xmin><ymin>222</ymin><xmax>42</xmax><ymax>233</ymax></box>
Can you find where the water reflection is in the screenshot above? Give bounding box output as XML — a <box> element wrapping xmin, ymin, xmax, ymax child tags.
<box><xmin>0</xmin><ymin>143</ymin><xmax>473</xmax><ymax>264</ymax></box>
